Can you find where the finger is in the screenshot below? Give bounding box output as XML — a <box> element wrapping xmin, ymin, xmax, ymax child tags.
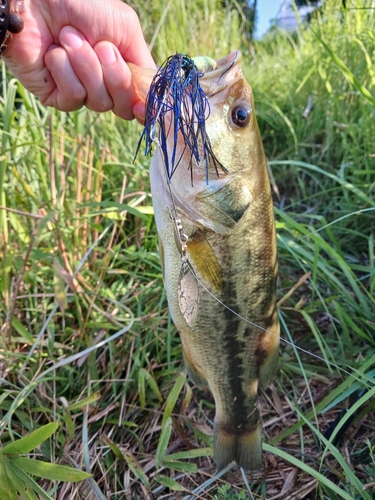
<box><xmin>116</xmin><ymin>6</ymin><xmax>156</xmax><ymax>70</ymax></box>
<box><xmin>59</xmin><ymin>26</ymin><xmax>113</xmax><ymax>113</ymax></box>
<box><xmin>94</xmin><ymin>41</ymin><xmax>138</xmax><ymax>121</ymax></box>
<box><xmin>133</xmin><ymin>101</ymin><xmax>146</xmax><ymax>125</ymax></box>
<box><xmin>44</xmin><ymin>45</ymin><xmax>87</xmax><ymax>111</ymax></box>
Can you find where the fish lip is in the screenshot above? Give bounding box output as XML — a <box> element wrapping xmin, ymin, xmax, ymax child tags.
<box><xmin>199</xmin><ymin>51</ymin><xmax>243</xmax><ymax>96</ymax></box>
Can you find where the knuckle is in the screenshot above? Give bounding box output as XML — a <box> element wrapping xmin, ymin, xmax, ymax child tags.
<box><xmin>43</xmin><ymin>89</ymin><xmax>87</xmax><ymax>112</ymax></box>
<box><xmin>125</xmin><ymin>6</ymin><xmax>143</xmax><ymax>35</ymax></box>
<box><xmin>56</xmin><ymin>98</ymin><xmax>84</xmax><ymax>112</ymax></box>
<box><xmin>58</xmin><ymin>90</ymin><xmax>86</xmax><ymax>111</ymax></box>
<box><xmin>113</xmin><ymin>107</ymin><xmax>135</xmax><ymax>121</ymax></box>
<box><xmin>59</xmin><ymin>102</ymin><xmax>83</xmax><ymax>112</ymax></box>
<box><xmin>126</xmin><ymin>6</ymin><xmax>139</xmax><ymax>25</ymax></box>
<box><xmin>40</xmin><ymin>95</ymin><xmax>81</xmax><ymax>112</ymax></box>
<box><xmin>86</xmin><ymin>99</ymin><xmax>113</xmax><ymax>113</ymax></box>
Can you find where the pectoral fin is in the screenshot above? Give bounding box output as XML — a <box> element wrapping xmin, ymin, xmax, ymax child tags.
<box><xmin>187</xmin><ymin>238</ymin><xmax>222</xmax><ymax>292</ymax></box>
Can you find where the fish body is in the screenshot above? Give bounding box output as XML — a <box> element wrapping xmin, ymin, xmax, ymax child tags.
<box><xmin>136</xmin><ymin>52</ymin><xmax>279</xmax><ymax>471</ymax></box>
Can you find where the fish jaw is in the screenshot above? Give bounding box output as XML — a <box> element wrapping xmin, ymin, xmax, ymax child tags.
<box><xmin>149</xmin><ymin>52</ymin><xmax>280</xmax><ymax>472</ymax></box>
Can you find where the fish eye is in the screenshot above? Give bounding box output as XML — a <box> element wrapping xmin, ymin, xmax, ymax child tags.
<box><xmin>230</xmin><ymin>105</ymin><xmax>252</xmax><ymax>128</ymax></box>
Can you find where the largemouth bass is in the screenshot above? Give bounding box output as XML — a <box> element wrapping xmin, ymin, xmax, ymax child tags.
<box><xmin>133</xmin><ymin>52</ymin><xmax>279</xmax><ymax>471</ymax></box>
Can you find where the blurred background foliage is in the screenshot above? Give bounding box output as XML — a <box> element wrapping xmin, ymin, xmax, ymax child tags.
<box><xmin>0</xmin><ymin>0</ymin><xmax>374</xmax><ymax>498</ymax></box>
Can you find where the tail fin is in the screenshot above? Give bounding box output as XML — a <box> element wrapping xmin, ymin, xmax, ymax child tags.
<box><xmin>214</xmin><ymin>421</ymin><xmax>262</xmax><ymax>472</ymax></box>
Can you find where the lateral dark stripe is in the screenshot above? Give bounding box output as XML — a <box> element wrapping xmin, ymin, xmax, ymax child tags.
<box><xmin>221</xmin><ymin>251</ymin><xmax>250</xmax><ymax>429</ymax></box>
<box><xmin>218</xmin><ymin>243</ymin><xmax>277</xmax><ymax>431</ymax></box>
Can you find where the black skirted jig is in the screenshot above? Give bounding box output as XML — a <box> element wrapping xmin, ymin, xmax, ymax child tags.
<box><xmin>135</xmin><ymin>53</ymin><xmax>227</xmax><ymax>183</ymax></box>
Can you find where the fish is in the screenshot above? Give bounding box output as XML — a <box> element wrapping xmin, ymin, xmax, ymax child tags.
<box><xmin>132</xmin><ymin>52</ymin><xmax>280</xmax><ymax>472</ymax></box>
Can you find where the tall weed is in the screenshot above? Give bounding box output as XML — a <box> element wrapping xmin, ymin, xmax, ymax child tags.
<box><xmin>0</xmin><ymin>0</ymin><xmax>374</xmax><ymax>498</ymax></box>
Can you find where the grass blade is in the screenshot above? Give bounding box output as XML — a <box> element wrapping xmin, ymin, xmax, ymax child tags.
<box><xmin>11</xmin><ymin>457</ymin><xmax>91</xmax><ymax>482</ymax></box>
<box><xmin>1</xmin><ymin>423</ymin><xmax>59</xmax><ymax>455</ymax></box>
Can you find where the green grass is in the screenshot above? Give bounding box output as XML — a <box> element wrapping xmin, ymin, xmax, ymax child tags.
<box><xmin>0</xmin><ymin>0</ymin><xmax>374</xmax><ymax>498</ymax></box>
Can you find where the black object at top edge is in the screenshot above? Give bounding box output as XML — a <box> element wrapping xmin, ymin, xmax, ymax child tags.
<box><xmin>0</xmin><ymin>0</ymin><xmax>10</xmax><ymax>47</ymax></box>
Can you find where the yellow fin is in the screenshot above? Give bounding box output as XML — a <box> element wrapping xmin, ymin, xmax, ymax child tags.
<box><xmin>182</xmin><ymin>346</ymin><xmax>208</xmax><ymax>388</ymax></box>
<box><xmin>214</xmin><ymin>421</ymin><xmax>262</xmax><ymax>472</ymax></box>
<box><xmin>187</xmin><ymin>238</ymin><xmax>222</xmax><ymax>292</ymax></box>
<box><xmin>258</xmin><ymin>312</ymin><xmax>280</xmax><ymax>390</ymax></box>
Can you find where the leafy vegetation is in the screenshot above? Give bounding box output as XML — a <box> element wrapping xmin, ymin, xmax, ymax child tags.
<box><xmin>0</xmin><ymin>423</ymin><xmax>91</xmax><ymax>499</ymax></box>
<box><xmin>0</xmin><ymin>0</ymin><xmax>374</xmax><ymax>498</ymax></box>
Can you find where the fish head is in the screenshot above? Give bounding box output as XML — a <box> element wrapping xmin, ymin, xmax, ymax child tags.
<box><xmin>197</xmin><ymin>51</ymin><xmax>265</xmax><ymax>180</ymax></box>
<box><xmin>132</xmin><ymin>52</ymin><xmax>269</xmax><ymax>233</ymax></box>
<box><xmin>168</xmin><ymin>51</ymin><xmax>268</xmax><ymax>233</ymax></box>
<box><xmin>132</xmin><ymin>51</ymin><xmax>265</xmax><ymax>182</ymax></box>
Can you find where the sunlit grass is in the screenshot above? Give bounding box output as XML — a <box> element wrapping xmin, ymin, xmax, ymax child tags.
<box><xmin>0</xmin><ymin>0</ymin><xmax>374</xmax><ymax>498</ymax></box>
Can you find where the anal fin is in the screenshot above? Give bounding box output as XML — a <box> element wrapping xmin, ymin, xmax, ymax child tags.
<box><xmin>182</xmin><ymin>347</ymin><xmax>208</xmax><ymax>388</ymax></box>
<box><xmin>258</xmin><ymin>315</ymin><xmax>280</xmax><ymax>390</ymax></box>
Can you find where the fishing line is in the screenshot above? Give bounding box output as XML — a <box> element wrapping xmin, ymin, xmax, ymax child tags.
<box><xmin>154</xmin><ymin>138</ymin><xmax>371</xmax><ymax>389</ymax></box>
<box><xmin>186</xmin><ymin>263</ymin><xmax>373</xmax><ymax>388</ymax></box>
<box><xmin>145</xmin><ymin>54</ymin><xmax>372</xmax><ymax>391</ymax></box>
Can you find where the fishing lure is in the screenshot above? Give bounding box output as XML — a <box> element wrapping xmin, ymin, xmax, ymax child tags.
<box><xmin>135</xmin><ymin>53</ymin><xmax>227</xmax><ymax>183</ymax></box>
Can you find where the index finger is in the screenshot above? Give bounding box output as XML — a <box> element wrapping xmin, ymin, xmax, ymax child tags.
<box><xmin>114</xmin><ymin>6</ymin><xmax>156</xmax><ymax>70</ymax></box>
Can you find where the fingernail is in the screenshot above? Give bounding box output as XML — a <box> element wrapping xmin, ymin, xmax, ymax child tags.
<box><xmin>60</xmin><ymin>26</ymin><xmax>83</xmax><ymax>49</ymax></box>
<box><xmin>96</xmin><ymin>44</ymin><xmax>117</xmax><ymax>66</ymax></box>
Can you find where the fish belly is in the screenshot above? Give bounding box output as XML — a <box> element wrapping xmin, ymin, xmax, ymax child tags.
<box><xmin>150</xmin><ymin>151</ymin><xmax>279</xmax><ymax>471</ymax></box>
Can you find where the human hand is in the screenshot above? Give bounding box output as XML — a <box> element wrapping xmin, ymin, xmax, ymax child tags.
<box><xmin>2</xmin><ymin>0</ymin><xmax>156</xmax><ymax>120</ymax></box>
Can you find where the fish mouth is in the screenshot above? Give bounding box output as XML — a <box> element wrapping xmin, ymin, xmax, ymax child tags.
<box><xmin>199</xmin><ymin>51</ymin><xmax>243</xmax><ymax>96</ymax></box>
